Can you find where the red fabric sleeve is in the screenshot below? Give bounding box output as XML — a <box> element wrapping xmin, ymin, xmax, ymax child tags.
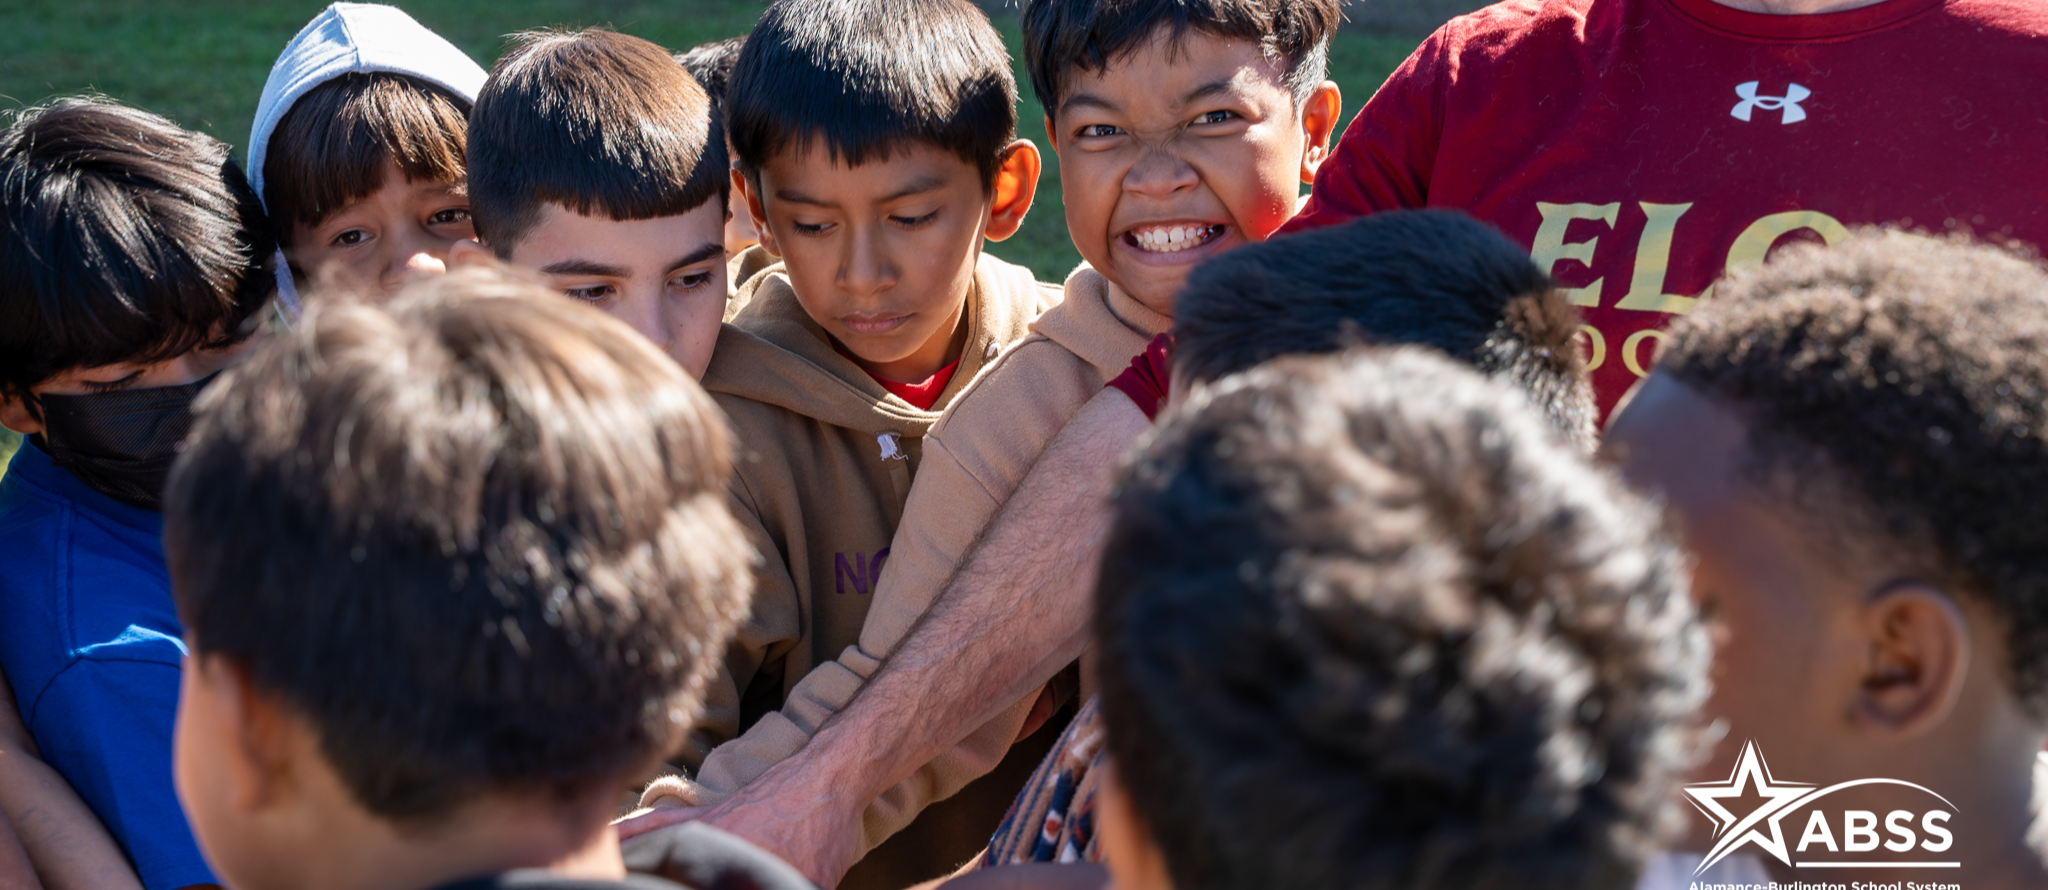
<box><xmin>1280</xmin><ymin>23</ymin><xmax>1450</xmax><ymax>235</ymax></box>
<box><xmin>1105</xmin><ymin>332</ymin><xmax>1175</xmax><ymax>421</ymax></box>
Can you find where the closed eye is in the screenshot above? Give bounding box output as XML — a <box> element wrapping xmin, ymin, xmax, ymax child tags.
<box><xmin>891</xmin><ymin>210</ymin><xmax>939</xmax><ymax>228</ymax></box>
<box><xmin>79</xmin><ymin>371</ymin><xmax>144</xmax><ymax>394</ymax></box>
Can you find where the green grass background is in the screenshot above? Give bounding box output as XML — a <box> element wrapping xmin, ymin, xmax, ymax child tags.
<box><xmin>0</xmin><ymin>1</ymin><xmax>1426</xmax><ymax>477</ymax></box>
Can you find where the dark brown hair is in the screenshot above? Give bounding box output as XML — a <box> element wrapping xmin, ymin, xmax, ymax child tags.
<box><xmin>1023</xmin><ymin>0</ymin><xmax>1341</xmax><ymax>122</ymax></box>
<box><xmin>1097</xmin><ymin>347</ymin><xmax>1706</xmax><ymax>890</ymax></box>
<box><xmin>727</xmin><ymin>0</ymin><xmax>1017</xmax><ymax>189</ymax></box>
<box><xmin>1173</xmin><ymin>209</ymin><xmax>1595</xmax><ymax>448</ymax></box>
<box><xmin>262</xmin><ymin>72</ymin><xmax>471</xmax><ymax>242</ymax></box>
<box><xmin>467</xmin><ymin>28</ymin><xmax>727</xmax><ymax>254</ymax></box>
<box><xmin>0</xmin><ymin>98</ymin><xmax>276</xmax><ymax>401</ymax></box>
<box><xmin>163</xmin><ymin>265</ymin><xmax>753</xmax><ymax>820</ymax></box>
<box><xmin>1657</xmin><ymin>229</ymin><xmax>2048</xmax><ymax>714</ymax></box>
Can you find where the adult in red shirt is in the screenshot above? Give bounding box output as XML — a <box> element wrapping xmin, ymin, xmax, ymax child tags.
<box><xmin>1285</xmin><ymin>0</ymin><xmax>2048</xmax><ymax>417</ymax></box>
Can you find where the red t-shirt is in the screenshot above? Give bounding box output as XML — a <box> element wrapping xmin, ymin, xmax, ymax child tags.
<box><xmin>1106</xmin><ymin>333</ymin><xmax>1176</xmax><ymax>421</ymax></box>
<box><xmin>1283</xmin><ymin>0</ymin><xmax>2048</xmax><ymax>417</ymax></box>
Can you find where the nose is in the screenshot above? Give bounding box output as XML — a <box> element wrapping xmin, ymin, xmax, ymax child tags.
<box><xmin>837</xmin><ymin>222</ymin><xmax>897</xmax><ymax>301</ymax></box>
<box><xmin>381</xmin><ymin>231</ymin><xmax>449</xmax><ymax>292</ymax></box>
<box><xmin>1122</xmin><ymin>144</ymin><xmax>1198</xmax><ymax>200</ymax></box>
<box><xmin>637</xmin><ymin>283</ymin><xmax>678</xmax><ymax>354</ymax></box>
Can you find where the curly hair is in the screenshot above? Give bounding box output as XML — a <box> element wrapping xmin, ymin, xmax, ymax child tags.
<box><xmin>1657</xmin><ymin>229</ymin><xmax>2048</xmax><ymax>714</ymax></box>
<box><xmin>1095</xmin><ymin>347</ymin><xmax>1709</xmax><ymax>890</ymax></box>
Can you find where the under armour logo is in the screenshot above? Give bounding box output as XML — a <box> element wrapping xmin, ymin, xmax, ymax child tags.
<box><xmin>1731</xmin><ymin>81</ymin><xmax>1809</xmax><ymax>124</ymax></box>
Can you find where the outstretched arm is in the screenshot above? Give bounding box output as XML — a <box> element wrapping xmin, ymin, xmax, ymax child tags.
<box><xmin>623</xmin><ymin>389</ymin><xmax>1151</xmax><ymax>885</ymax></box>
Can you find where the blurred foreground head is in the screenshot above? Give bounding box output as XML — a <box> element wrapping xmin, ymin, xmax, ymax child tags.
<box><xmin>1095</xmin><ymin>347</ymin><xmax>1708</xmax><ymax>890</ymax></box>
<box><xmin>163</xmin><ymin>265</ymin><xmax>752</xmax><ymax>889</ymax></box>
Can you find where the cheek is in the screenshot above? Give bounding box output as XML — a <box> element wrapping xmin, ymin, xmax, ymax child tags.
<box><xmin>1210</xmin><ymin>127</ymin><xmax>1305</xmax><ymax>239</ymax></box>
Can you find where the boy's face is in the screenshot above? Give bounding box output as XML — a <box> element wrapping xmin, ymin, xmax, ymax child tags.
<box><xmin>500</xmin><ymin>202</ymin><xmax>728</xmax><ymax>380</ymax></box>
<box><xmin>744</xmin><ymin>136</ymin><xmax>1035</xmax><ymax>383</ymax></box>
<box><xmin>0</xmin><ymin>338</ymin><xmax>257</xmax><ymax>435</ymax></box>
<box><xmin>287</xmin><ymin>160</ymin><xmax>473</xmax><ymax>297</ymax></box>
<box><xmin>1047</xmin><ymin>28</ymin><xmax>1337</xmax><ymax>315</ymax></box>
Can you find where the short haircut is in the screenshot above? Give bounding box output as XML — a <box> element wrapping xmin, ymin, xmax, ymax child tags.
<box><xmin>0</xmin><ymin>98</ymin><xmax>276</xmax><ymax>403</ymax></box>
<box><xmin>676</xmin><ymin>36</ymin><xmax>746</xmax><ymax>111</ymax></box>
<box><xmin>727</xmin><ymin>0</ymin><xmax>1017</xmax><ymax>189</ymax></box>
<box><xmin>1023</xmin><ymin>0</ymin><xmax>1340</xmax><ymax>122</ymax></box>
<box><xmin>1096</xmin><ymin>347</ymin><xmax>1708</xmax><ymax>890</ymax></box>
<box><xmin>263</xmin><ymin>72</ymin><xmax>470</xmax><ymax>243</ymax></box>
<box><xmin>468</xmin><ymin>29</ymin><xmax>727</xmax><ymax>254</ymax></box>
<box><xmin>163</xmin><ymin>266</ymin><xmax>753</xmax><ymax>820</ymax></box>
<box><xmin>1656</xmin><ymin>230</ymin><xmax>2048</xmax><ymax>714</ymax></box>
<box><xmin>1174</xmin><ymin>209</ymin><xmax>1596</xmax><ymax>447</ymax></box>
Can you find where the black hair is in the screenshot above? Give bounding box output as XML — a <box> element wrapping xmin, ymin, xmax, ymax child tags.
<box><xmin>0</xmin><ymin>98</ymin><xmax>276</xmax><ymax>403</ymax></box>
<box><xmin>676</xmin><ymin>36</ymin><xmax>746</xmax><ymax>112</ymax></box>
<box><xmin>1096</xmin><ymin>347</ymin><xmax>1708</xmax><ymax>890</ymax></box>
<box><xmin>163</xmin><ymin>266</ymin><xmax>754</xmax><ymax>821</ymax></box>
<box><xmin>1657</xmin><ymin>229</ymin><xmax>2048</xmax><ymax>714</ymax></box>
<box><xmin>1023</xmin><ymin>0</ymin><xmax>1341</xmax><ymax>122</ymax></box>
<box><xmin>467</xmin><ymin>28</ymin><xmax>727</xmax><ymax>254</ymax></box>
<box><xmin>264</xmin><ymin>72</ymin><xmax>470</xmax><ymax>243</ymax></box>
<box><xmin>726</xmin><ymin>0</ymin><xmax>1018</xmax><ymax>188</ymax></box>
<box><xmin>1174</xmin><ymin>209</ymin><xmax>1596</xmax><ymax>447</ymax></box>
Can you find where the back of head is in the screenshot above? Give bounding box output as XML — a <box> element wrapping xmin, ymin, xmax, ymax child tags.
<box><xmin>1095</xmin><ymin>348</ymin><xmax>1707</xmax><ymax>890</ymax></box>
<box><xmin>727</xmin><ymin>0</ymin><xmax>1017</xmax><ymax>187</ymax></box>
<box><xmin>1023</xmin><ymin>0</ymin><xmax>1341</xmax><ymax>121</ymax></box>
<box><xmin>1174</xmin><ymin>209</ymin><xmax>1595</xmax><ymax>447</ymax></box>
<box><xmin>1656</xmin><ymin>229</ymin><xmax>2048</xmax><ymax>715</ymax></box>
<box><xmin>468</xmin><ymin>29</ymin><xmax>726</xmax><ymax>252</ymax></box>
<box><xmin>262</xmin><ymin>72</ymin><xmax>471</xmax><ymax>242</ymax></box>
<box><xmin>677</xmin><ymin>36</ymin><xmax>747</xmax><ymax>112</ymax></box>
<box><xmin>163</xmin><ymin>266</ymin><xmax>753</xmax><ymax>820</ymax></box>
<box><xmin>0</xmin><ymin>98</ymin><xmax>276</xmax><ymax>400</ymax></box>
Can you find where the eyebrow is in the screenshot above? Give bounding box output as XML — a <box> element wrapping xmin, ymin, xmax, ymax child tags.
<box><xmin>539</xmin><ymin>259</ymin><xmax>630</xmax><ymax>278</ymax></box>
<box><xmin>668</xmin><ymin>242</ymin><xmax>725</xmax><ymax>272</ymax></box>
<box><xmin>1060</xmin><ymin>76</ymin><xmax>1241</xmax><ymax>118</ymax></box>
<box><xmin>774</xmin><ymin>175</ymin><xmax>950</xmax><ymax>208</ymax></box>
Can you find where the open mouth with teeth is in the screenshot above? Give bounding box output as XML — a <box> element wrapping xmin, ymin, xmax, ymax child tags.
<box><xmin>1126</xmin><ymin>224</ymin><xmax>1227</xmax><ymax>254</ymax></box>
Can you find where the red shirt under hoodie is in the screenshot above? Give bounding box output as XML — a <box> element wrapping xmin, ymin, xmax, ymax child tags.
<box><xmin>1283</xmin><ymin>0</ymin><xmax>2048</xmax><ymax>418</ymax></box>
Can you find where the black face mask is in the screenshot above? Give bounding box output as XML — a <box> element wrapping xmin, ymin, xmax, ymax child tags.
<box><xmin>32</xmin><ymin>372</ymin><xmax>220</xmax><ymax>511</ymax></box>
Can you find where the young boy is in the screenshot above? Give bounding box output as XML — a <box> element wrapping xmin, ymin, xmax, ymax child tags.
<box><xmin>162</xmin><ymin>267</ymin><xmax>813</xmax><ymax>890</ymax></box>
<box><xmin>674</xmin><ymin>36</ymin><xmax>763</xmax><ymax>265</ymax></box>
<box><xmin>1091</xmin><ymin>347</ymin><xmax>1708</xmax><ymax>890</ymax></box>
<box><xmin>669</xmin><ymin>1</ymin><xmax>1054</xmax><ymax>883</ymax></box>
<box><xmin>458</xmin><ymin>28</ymin><xmax>730</xmax><ymax>379</ymax></box>
<box><xmin>657</xmin><ymin>3</ymin><xmax>1345</xmax><ymax>881</ymax></box>
<box><xmin>1604</xmin><ymin>231</ymin><xmax>2048</xmax><ymax>889</ymax></box>
<box><xmin>0</xmin><ymin>98</ymin><xmax>278</xmax><ymax>890</ymax></box>
<box><xmin>250</xmin><ymin>2</ymin><xmax>486</xmax><ymax>310</ymax></box>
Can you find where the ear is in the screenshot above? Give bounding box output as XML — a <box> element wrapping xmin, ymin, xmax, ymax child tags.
<box><xmin>180</xmin><ymin>653</ymin><xmax>297</xmax><ymax>816</ymax></box>
<box><xmin>735</xmin><ymin>168</ymin><xmax>780</xmax><ymax>259</ymax></box>
<box><xmin>1849</xmin><ymin>583</ymin><xmax>1971</xmax><ymax>740</ymax></box>
<box><xmin>983</xmin><ymin>139</ymin><xmax>1042</xmax><ymax>243</ymax></box>
<box><xmin>447</xmin><ymin>238</ymin><xmax>497</xmax><ymax>270</ymax></box>
<box><xmin>1043</xmin><ymin>114</ymin><xmax>1060</xmax><ymax>153</ymax></box>
<box><xmin>0</xmin><ymin>389</ymin><xmax>40</xmax><ymax>436</ymax></box>
<box><xmin>1297</xmin><ymin>81</ymin><xmax>1343</xmax><ymax>183</ymax></box>
<box><xmin>1097</xmin><ymin>761</ymin><xmax>1176</xmax><ymax>890</ymax></box>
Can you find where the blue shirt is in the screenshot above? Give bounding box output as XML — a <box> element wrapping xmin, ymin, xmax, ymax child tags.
<box><xmin>0</xmin><ymin>440</ymin><xmax>215</xmax><ymax>890</ymax></box>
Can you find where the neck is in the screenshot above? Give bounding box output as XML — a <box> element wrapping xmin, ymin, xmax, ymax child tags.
<box><xmin>1708</xmin><ymin>0</ymin><xmax>1892</xmax><ymax>12</ymax></box>
<box><xmin>279</xmin><ymin>792</ymin><xmax>626</xmax><ymax>890</ymax></box>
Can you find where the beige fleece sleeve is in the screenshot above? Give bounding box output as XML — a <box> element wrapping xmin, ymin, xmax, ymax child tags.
<box><xmin>681</xmin><ymin>340</ymin><xmax>1097</xmax><ymax>854</ymax></box>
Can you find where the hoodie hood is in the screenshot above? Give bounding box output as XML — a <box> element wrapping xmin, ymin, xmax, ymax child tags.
<box><xmin>248</xmin><ymin>2</ymin><xmax>487</xmax><ymax>317</ymax></box>
<box><xmin>703</xmin><ymin>249</ymin><xmax>1061</xmax><ymax>436</ymax></box>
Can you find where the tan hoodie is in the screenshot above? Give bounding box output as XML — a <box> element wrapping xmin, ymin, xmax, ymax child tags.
<box><xmin>648</xmin><ymin>265</ymin><xmax>1168</xmax><ymax>857</ymax></box>
<box><xmin>683</xmin><ymin>249</ymin><xmax>1061</xmax><ymax>769</ymax></box>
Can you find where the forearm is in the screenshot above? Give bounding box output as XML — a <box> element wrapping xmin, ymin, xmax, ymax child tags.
<box><xmin>0</xmin><ymin>683</ymin><xmax>142</xmax><ymax>890</ymax></box>
<box><xmin>777</xmin><ymin>390</ymin><xmax>1147</xmax><ymax>808</ymax></box>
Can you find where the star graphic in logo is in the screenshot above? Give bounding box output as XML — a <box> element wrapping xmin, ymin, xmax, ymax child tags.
<box><xmin>1683</xmin><ymin>740</ymin><xmax>1814</xmax><ymax>872</ymax></box>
